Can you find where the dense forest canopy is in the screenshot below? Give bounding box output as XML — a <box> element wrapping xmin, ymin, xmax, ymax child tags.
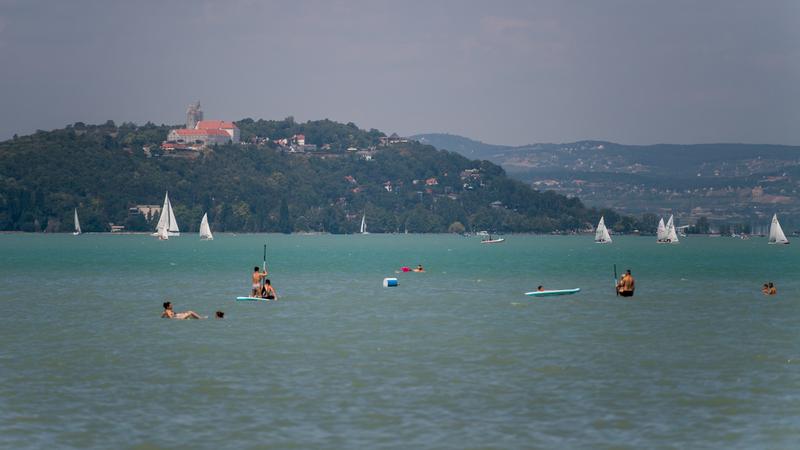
<box><xmin>0</xmin><ymin>119</ymin><xmax>643</xmax><ymax>234</ymax></box>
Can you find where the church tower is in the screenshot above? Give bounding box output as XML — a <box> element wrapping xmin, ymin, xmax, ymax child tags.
<box><xmin>186</xmin><ymin>101</ymin><xmax>203</xmax><ymax>129</ymax></box>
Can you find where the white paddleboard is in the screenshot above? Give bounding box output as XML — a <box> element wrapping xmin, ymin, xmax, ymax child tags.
<box><xmin>525</xmin><ymin>288</ymin><xmax>581</xmax><ymax>297</ymax></box>
<box><xmin>236</xmin><ymin>297</ymin><xmax>273</xmax><ymax>302</ymax></box>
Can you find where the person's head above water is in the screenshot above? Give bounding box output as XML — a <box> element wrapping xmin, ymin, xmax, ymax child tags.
<box><xmin>215</xmin><ymin>311</ymin><xmax>224</xmax><ymax>319</ymax></box>
<box><xmin>537</xmin><ymin>285</ymin><xmax>543</xmax><ymax>291</ymax></box>
<box><xmin>163</xmin><ymin>301</ymin><xmax>172</xmax><ymax>309</ymax></box>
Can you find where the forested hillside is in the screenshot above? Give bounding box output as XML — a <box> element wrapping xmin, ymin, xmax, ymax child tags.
<box><xmin>0</xmin><ymin>120</ymin><xmax>626</xmax><ymax>233</ymax></box>
<box><xmin>414</xmin><ymin>133</ymin><xmax>800</xmax><ymax>230</ymax></box>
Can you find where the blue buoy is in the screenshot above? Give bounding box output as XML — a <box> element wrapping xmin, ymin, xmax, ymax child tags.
<box><xmin>383</xmin><ymin>277</ymin><xmax>398</xmax><ymax>287</ymax></box>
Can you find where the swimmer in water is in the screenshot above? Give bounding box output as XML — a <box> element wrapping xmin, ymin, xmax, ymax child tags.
<box><xmin>537</xmin><ymin>285</ymin><xmax>544</xmax><ymax>292</ymax></box>
<box><xmin>413</xmin><ymin>264</ymin><xmax>425</xmax><ymax>272</ymax></box>
<box><xmin>161</xmin><ymin>301</ymin><xmax>203</xmax><ymax>320</ymax></box>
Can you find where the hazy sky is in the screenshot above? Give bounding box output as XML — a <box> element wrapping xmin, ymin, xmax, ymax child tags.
<box><xmin>1</xmin><ymin>0</ymin><xmax>798</xmax><ymax>145</ymax></box>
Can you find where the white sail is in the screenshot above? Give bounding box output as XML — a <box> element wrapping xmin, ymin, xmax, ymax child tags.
<box><xmin>158</xmin><ymin>224</ymin><xmax>169</xmax><ymax>240</ymax></box>
<box><xmin>73</xmin><ymin>208</ymin><xmax>82</xmax><ymax>235</ymax></box>
<box><xmin>167</xmin><ymin>197</ymin><xmax>179</xmax><ymax>234</ymax></box>
<box><xmin>360</xmin><ymin>213</ymin><xmax>367</xmax><ymax>234</ymax></box>
<box><xmin>594</xmin><ymin>216</ymin><xmax>611</xmax><ymax>243</ymax></box>
<box><xmin>155</xmin><ymin>192</ymin><xmax>170</xmax><ymax>233</ymax></box>
<box><xmin>199</xmin><ymin>213</ymin><xmax>213</xmax><ymax>240</ymax></box>
<box><xmin>666</xmin><ymin>215</ymin><xmax>679</xmax><ymax>243</ymax></box>
<box><xmin>656</xmin><ymin>218</ymin><xmax>667</xmax><ymax>242</ymax></box>
<box><xmin>768</xmin><ymin>213</ymin><xmax>789</xmax><ymax>244</ymax></box>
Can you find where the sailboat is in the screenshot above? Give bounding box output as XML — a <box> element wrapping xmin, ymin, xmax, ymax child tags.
<box><xmin>656</xmin><ymin>218</ymin><xmax>667</xmax><ymax>242</ymax></box>
<box><xmin>153</xmin><ymin>191</ymin><xmax>180</xmax><ymax>238</ymax></box>
<box><xmin>594</xmin><ymin>216</ymin><xmax>612</xmax><ymax>244</ymax></box>
<box><xmin>73</xmin><ymin>208</ymin><xmax>82</xmax><ymax>236</ymax></box>
<box><xmin>199</xmin><ymin>213</ymin><xmax>213</xmax><ymax>240</ymax></box>
<box><xmin>768</xmin><ymin>213</ymin><xmax>789</xmax><ymax>245</ymax></box>
<box><xmin>481</xmin><ymin>233</ymin><xmax>505</xmax><ymax>244</ymax></box>
<box><xmin>360</xmin><ymin>212</ymin><xmax>369</xmax><ymax>234</ymax></box>
<box><xmin>664</xmin><ymin>215</ymin><xmax>679</xmax><ymax>244</ymax></box>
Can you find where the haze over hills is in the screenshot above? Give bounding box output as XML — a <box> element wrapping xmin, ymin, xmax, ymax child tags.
<box><xmin>412</xmin><ymin>133</ymin><xmax>800</xmax><ymax>232</ymax></box>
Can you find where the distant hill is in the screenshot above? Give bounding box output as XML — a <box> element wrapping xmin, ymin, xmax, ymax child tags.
<box><xmin>412</xmin><ymin>133</ymin><xmax>800</xmax><ymax>230</ymax></box>
<box><xmin>0</xmin><ymin>120</ymin><xmax>625</xmax><ymax>234</ymax></box>
<box><xmin>412</xmin><ymin>133</ymin><xmax>513</xmax><ymax>160</ymax></box>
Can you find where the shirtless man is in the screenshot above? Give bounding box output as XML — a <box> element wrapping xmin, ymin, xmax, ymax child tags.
<box><xmin>161</xmin><ymin>301</ymin><xmax>203</xmax><ymax>320</ymax></box>
<box><xmin>413</xmin><ymin>264</ymin><xmax>425</xmax><ymax>273</ymax></box>
<box><xmin>618</xmin><ymin>270</ymin><xmax>635</xmax><ymax>297</ymax></box>
<box><xmin>261</xmin><ymin>279</ymin><xmax>278</xmax><ymax>300</ymax></box>
<box><xmin>251</xmin><ymin>266</ymin><xmax>268</xmax><ymax>297</ymax></box>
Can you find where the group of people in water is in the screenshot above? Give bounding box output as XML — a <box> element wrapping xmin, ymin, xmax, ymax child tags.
<box><xmin>161</xmin><ymin>265</ymin><xmax>281</xmax><ymax>320</ymax></box>
<box><xmin>162</xmin><ymin>260</ymin><xmax>780</xmax><ymax>320</ymax></box>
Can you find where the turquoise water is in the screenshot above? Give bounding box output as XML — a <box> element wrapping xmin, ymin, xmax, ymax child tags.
<box><xmin>1</xmin><ymin>234</ymin><xmax>799</xmax><ymax>449</ymax></box>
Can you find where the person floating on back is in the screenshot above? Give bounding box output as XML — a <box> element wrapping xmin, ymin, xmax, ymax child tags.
<box><xmin>617</xmin><ymin>270</ymin><xmax>635</xmax><ymax>297</ymax></box>
<box><xmin>161</xmin><ymin>301</ymin><xmax>203</xmax><ymax>320</ymax></box>
<box><xmin>251</xmin><ymin>266</ymin><xmax>267</xmax><ymax>297</ymax></box>
<box><xmin>261</xmin><ymin>279</ymin><xmax>278</xmax><ymax>300</ymax></box>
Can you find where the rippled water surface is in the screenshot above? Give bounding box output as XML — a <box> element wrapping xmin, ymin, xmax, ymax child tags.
<box><xmin>2</xmin><ymin>234</ymin><xmax>800</xmax><ymax>449</ymax></box>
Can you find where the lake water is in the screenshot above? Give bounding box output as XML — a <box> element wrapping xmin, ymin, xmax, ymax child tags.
<box><xmin>1</xmin><ymin>234</ymin><xmax>799</xmax><ymax>449</ymax></box>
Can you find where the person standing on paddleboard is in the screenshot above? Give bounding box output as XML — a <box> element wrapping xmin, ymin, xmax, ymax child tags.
<box><xmin>251</xmin><ymin>266</ymin><xmax>267</xmax><ymax>297</ymax></box>
<box><xmin>618</xmin><ymin>270</ymin><xmax>635</xmax><ymax>297</ymax></box>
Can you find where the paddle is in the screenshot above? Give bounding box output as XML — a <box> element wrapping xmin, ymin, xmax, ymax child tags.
<box><xmin>259</xmin><ymin>243</ymin><xmax>267</xmax><ymax>294</ymax></box>
<box><xmin>614</xmin><ymin>264</ymin><xmax>619</xmax><ymax>296</ymax></box>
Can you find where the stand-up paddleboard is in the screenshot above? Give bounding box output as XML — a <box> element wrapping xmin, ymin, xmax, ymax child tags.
<box><xmin>236</xmin><ymin>296</ymin><xmax>272</xmax><ymax>302</ymax></box>
<box><xmin>525</xmin><ymin>288</ymin><xmax>580</xmax><ymax>297</ymax></box>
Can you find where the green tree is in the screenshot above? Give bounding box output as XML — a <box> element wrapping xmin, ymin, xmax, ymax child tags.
<box><xmin>279</xmin><ymin>197</ymin><xmax>292</xmax><ymax>234</ymax></box>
